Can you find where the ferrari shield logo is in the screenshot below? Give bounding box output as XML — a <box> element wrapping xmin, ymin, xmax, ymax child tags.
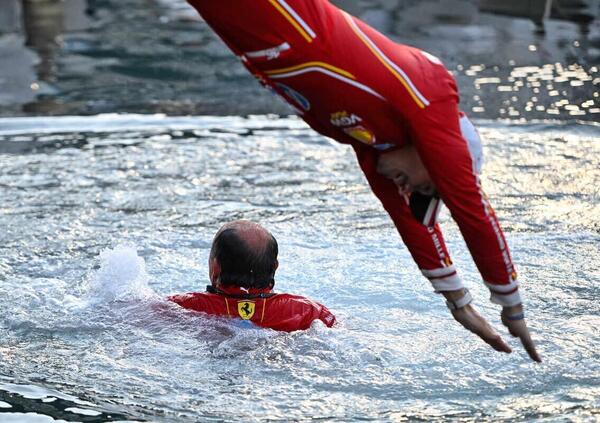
<box><xmin>237</xmin><ymin>301</ymin><xmax>256</xmax><ymax>320</ymax></box>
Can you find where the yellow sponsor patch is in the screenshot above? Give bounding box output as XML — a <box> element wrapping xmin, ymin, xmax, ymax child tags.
<box><xmin>237</xmin><ymin>301</ymin><xmax>256</xmax><ymax>320</ymax></box>
<box><xmin>344</xmin><ymin>125</ymin><xmax>376</xmax><ymax>145</ymax></box>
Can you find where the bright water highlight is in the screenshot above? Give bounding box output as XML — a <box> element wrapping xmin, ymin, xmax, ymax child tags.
<box><xmin>0</xmin><ymin>114</ymin><xmax>599</xmax><ymax>421</ymax></box>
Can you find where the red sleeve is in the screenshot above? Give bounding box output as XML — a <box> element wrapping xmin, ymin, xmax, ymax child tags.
<box><xmin>407</xmin><ymin>98</ymin><xmax>521</xmax><ymax>306</ymax></box>
<box><xmin>262</xmin><ymin>295</ymin><xmax>336</xmax><ymax>332</ymax></box>
<box><xmin>297</xmin><ymin>299</ymin><xmax>336</xmax><ymax>330</ymax></box>
<box><xmin>316</xmin><ymin>303</ymin><xmax>336</xmax><ymax>328</ymax></box>
<box><xmin>351</xmin><ymin>143</ymin><xmax>463</xmax><ymax>292</ymax></box>
<box><xmin>292</xmin><ymin>297</ymin><xmax>336</xmax><ymax>331</ymax></box>
<box><xmin>168</xmin><ymin>293</ymin><xmax>208</xmax><ymax>312</ymax></box>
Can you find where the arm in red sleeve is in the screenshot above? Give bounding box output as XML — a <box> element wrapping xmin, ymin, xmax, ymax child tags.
<box><xmin>260</xmin><ymin>295</ymin><xmax>336</xmax><ymax>332</ymax></box>
<box><xmin>351</xmin><ymin>143</ymin><xmax>464</xmax><ymax>292</ymax></box>
<box><xmin>314</xmin><ymin>302</ymin><xmax>336</xmax><ymax>328</ymax></box>
<box><xmin>168</xmin><ymin>293</ymin><xmax>210</xmax><ymax>313</ymax></box>
<box><xmin>407</xmin><ymin>97</ymin><xmax>521</xmax><ymax>306</ymax></box>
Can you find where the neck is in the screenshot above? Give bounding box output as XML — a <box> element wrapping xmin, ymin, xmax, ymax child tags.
<box><xmin>207</xmin><ymin>284</ymin><xmax>275</xmax><ymax>299</ymax></box>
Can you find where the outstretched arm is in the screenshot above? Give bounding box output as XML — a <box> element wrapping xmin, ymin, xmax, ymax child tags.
<box><xmin>351</xmin><ymin>142</ymin><xmax>525</xmax><ymax>357</ymax></box>
<box><xmin>407</xmin><ymin>98</ymin><xmax>541</xmax><ymax>362</ymax></box>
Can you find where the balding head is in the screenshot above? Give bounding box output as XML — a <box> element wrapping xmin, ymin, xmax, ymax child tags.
<box><xmin>216</xmin><ymin>220</ymin><xmax>273</xmax><ymax>251</ymax></box>
<box><xmin>209</xmin><ymin>220</ymin><xmax>278</xmax><ymax>289</ymax></box>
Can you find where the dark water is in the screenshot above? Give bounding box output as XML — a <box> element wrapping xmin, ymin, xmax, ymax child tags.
<box><xmin>0</xmin><ymin>0</ymin><xmax>598</xmax><ymax>119</ymax></box>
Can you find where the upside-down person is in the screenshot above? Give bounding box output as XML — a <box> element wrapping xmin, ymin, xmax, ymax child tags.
<box><xmin>169</xmin><ymin>220</ymin><xmax>336</xmax><ymax>332</ymax></box>
<box><xmin>184</xmin><ymin>0</ymin><xmax>540</xmax><ymax>360</ymax></box>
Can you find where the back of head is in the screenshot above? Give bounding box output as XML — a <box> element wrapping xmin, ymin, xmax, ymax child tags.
<box><xmin>210</xmin><ymin>220</ymin><xmax>278</xmax><ymax>290</ymax></box>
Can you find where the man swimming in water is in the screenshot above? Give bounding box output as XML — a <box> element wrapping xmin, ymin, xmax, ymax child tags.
<box><xmin>185</xmin><ymin>0</ymin><xmax>540</xmax><ymax>361</ymax></box>
<box><xmin>169</xmin><ymin>220</ymin><xmax>336</xmax><ymax>332</ymax></box>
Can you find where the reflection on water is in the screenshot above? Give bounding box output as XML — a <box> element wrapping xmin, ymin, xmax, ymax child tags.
<box><xmin>21</xmin><ymin>0</ymin><xmax>89</xmax><ymax>83</ymax></box>
<box><xmin>0</xmin><ymin>0</ymin><xmax>597</xmax><ymax>118</ymax></box>
<box><xmin>462</xmin><ymin>62</ymin><xmax>599</xmax><ymax>119</ymax></box>
<box><xmin>481</xmin><ymin>0</ymin><xmax>599</xmax><ymax>33</ymax></box>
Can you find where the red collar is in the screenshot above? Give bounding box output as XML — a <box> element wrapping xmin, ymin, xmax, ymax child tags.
<box><xmin>206</xmin><ymin>284</ymin><xmax>276</xmax><ymax>299</ymax></box>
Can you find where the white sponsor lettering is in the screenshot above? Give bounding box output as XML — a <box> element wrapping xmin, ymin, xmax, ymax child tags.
<box><xmin>427</xmin><ymin>226</ymin><xmax>446</xmax><ymax>260</ymax></box>
<box><xmin>330</xmin><ymin>111</ymin><xmax>362</xmax><ymax>127</ymax></box>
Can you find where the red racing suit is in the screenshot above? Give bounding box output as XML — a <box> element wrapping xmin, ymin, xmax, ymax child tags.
<box><xmin>187</xmin><ymin>0</ymin><xmax>521</xmax><ymax>306</ymax></box>
<box><xmin>169</xmin><ymin>286</ymin><xmax>336</xmax><ymax>332</ymax></box>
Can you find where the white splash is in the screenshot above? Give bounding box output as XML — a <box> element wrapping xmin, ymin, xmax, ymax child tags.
<box><xmin>85</xmin><ymin>245</ymin><xmax>156</xmax><ymax>303</ymax></box>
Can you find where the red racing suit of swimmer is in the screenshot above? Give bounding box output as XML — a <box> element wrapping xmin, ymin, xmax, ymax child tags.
<box><xmin>169</xmin><ymin>286</ymin><xmax>336</xmax><ymax>332</ymax></box>
<box><xmin>187</xmin><ymin>0</ymin><xmax>521</xmax><ymax>306</ymax></box>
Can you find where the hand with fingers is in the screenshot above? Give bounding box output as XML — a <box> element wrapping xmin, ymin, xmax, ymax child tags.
<box><xmin>501</xmin><ymin>304</ymin><xmax>542</xmax><ymax>362</ymax></box>
<box><xmin>444</xmin><ymin>289</ymin><xmax>511</xmax><ymax>354</ymax></box>
<box><xmin>443</xmin><ymin>289</ymin><xmax>542</xmax><ymax>362</ymax></box>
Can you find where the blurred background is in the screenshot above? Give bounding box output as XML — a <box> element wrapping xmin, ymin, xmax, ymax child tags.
<box><xmin>0</xmin><ymin>0</ymin><xmax>598</xmax><ymax>120</ymax></box>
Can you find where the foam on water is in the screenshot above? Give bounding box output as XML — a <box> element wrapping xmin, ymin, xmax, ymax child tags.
<box><xmin>84</xmin><ymin>245</ymin><xmax>157</xmax><ymax>305</ymax></box>
<box><xmin>0</xmin><ymin>414</ymin><xmax>69</xmax><ymax>423</ymax></box>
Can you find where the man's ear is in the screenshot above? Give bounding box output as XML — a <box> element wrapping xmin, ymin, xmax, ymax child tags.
<box><xmin>274</xmin><ymin>259</ymin><xmax>279</xmax><ymax>271</ymax></box>
<box><xmin>209</xmin><ymin>258</ymin><xmax>221</xmax><ymax>284</ymax></box>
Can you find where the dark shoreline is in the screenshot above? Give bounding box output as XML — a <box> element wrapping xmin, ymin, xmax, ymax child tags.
<box><xmin>0</xmin><ymin>0</ymin><xmax>598</xmax><ymax>120</ymax></box>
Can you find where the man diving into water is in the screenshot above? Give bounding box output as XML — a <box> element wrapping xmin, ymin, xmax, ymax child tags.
<box><xmin>185</xmin><ymin>0</ymin><xmax>541</xmax><ymax>361</ymax></box>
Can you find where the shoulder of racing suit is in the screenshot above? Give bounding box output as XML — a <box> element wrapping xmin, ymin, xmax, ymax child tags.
<box><xmin>168</xmin><ymin>289</ymin><xmax>336</xmax><ymax>332</ymax></box>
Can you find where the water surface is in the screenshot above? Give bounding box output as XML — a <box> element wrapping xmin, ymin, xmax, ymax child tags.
<box><xmin>0</xmin><ymin>114</ymin><xmax>598</xmax><ymax>421</ymax></box>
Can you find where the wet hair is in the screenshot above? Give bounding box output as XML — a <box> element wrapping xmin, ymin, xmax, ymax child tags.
<box><xmin>210</xmin><ymin>227</ymin><xmax>278</xmax><ymax>289</ymax></box>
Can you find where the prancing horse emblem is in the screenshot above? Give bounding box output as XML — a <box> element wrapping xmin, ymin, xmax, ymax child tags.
<box><xmin>237</xmin><ymin>301</ymin><xmax>256</xmax><ymax>320</ymax></box>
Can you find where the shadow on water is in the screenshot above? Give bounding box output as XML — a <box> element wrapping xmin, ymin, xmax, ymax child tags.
<box><xmin>0</xmin><ymin>0</ymin><xmax>598</xmax><ymax>119</ymax></box>
<box><xmin>0</xmin><ymin>379</ymin><xmax>136</xmax><ymax>422</ymax></box>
